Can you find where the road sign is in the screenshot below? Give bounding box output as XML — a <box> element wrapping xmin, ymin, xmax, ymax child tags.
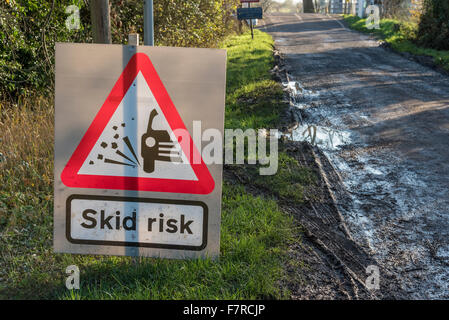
<box><xmin>60</xmin><ymin>53</ymin><xmax>214</xmax><ymax>195</ymax></box>
<box><xmin>54</xmin><ymin>44</ymin><xmax>226</xmax><ymax>259</ymax></box>
<box><xmin>237</xmin><ymin>7</ymin><xmax>263</xmax><ymax>20</ymax></box>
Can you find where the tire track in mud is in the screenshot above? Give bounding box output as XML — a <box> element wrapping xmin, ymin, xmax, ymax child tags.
<box><xmin>273</xmin><ymin>65</ymin><xmax>405</xmax><ymax>299</ymax></box>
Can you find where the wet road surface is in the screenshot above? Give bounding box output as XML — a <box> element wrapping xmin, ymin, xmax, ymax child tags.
<box><xmin>261</xmin><ymin>13</ymin><xmax>449</xmax><ymax>298</ymax></box>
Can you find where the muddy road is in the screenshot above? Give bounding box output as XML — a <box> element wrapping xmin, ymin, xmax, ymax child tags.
<box><xmin>261</xmin><ymin>13</ymin><xmax>449</xmax><ymax>299</ymax></box>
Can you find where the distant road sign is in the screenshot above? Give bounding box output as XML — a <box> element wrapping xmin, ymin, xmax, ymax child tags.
<box><xmin>237</xmin><ymin>7</ymin><xmax>263</xmax><ymax>20</ymax></box>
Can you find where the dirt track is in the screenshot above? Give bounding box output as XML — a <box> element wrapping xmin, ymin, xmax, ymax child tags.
<box><xmin>261</xmin><ymin>13</ymin><xmax>449</xmax><ymax>299</ymax></box>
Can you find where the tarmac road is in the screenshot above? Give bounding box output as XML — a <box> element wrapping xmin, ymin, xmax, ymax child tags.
<box><xmin>261</xmin><ymin>13</ymin><xmax>449</xmax><ymax>299</ymax></box>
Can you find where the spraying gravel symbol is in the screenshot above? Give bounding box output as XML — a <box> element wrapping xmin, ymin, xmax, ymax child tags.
<box><xmin>88</xmin><ymin>108</ymin><xmax>181</xmax><ymax>174</ymax></box>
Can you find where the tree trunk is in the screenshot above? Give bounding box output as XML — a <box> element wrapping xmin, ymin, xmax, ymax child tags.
<box><xmin>303</xmin><ymin>0</ymin><xmax>315</xmax><ymax>13</ymax></box>
<box><xmin>90</xmin><ymin>0</ymin><xmax>111</xmax><ymax>44</ymax></box>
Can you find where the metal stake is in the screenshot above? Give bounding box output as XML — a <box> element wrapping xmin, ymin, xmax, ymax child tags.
<box><xmin>144</xmin><ymin>0</ymin><xmax>154</xmax><ymax>46</ymax></box>
<box><xmin>249</xmin><ymin>2</ymin><xmax>254</xmax><ymax>40</ymax></box>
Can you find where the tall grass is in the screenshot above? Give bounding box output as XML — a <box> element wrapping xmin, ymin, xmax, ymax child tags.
<box><xmin>0</xmin><ymin>97</ymin><xmax>54</xmax><ymax>226</ymax></box>
<box><xmin>0</xmin><ymin>97</ymin><xmax>57</xmax><ymax>297</ymax></box>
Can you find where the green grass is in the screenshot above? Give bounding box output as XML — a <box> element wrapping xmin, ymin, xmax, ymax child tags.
<box><xmin>254</xmin><ymin>152</ymin><xmax>316</xmax><ymax>202</ymax></box>
<box><xmin>0</xmin><ymin>29</ymin><xmax>313</xmax><ymax>300</ymax></box>
<box><xmin>343</xmin><ymin>15</ymin><xmax>449</xmax><ymax>71</ymax></box>
<box><xmin>222</xmin><ymin>30</ymin><xmax>316</xmax><ymax>203</ymax></box>
<box><xmin>223</xmin><ymin>30</ymin><xmax>286</xmax><ymax>131</ymax></box>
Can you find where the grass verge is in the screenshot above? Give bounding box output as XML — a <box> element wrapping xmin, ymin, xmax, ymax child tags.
<box><xmin>343</xmin><ymin>15</ymin><xmax>449</xmax><ymax>72</ymax></box>
<box><xmin>0</xmin><ymin>29</ymin><xmax>314</xmax><ymax>299</ymax></box>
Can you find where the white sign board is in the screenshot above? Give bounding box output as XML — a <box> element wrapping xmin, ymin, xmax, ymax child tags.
<box><xmin>54</xmin><ymin>43</ymin><xmax>226</xmax><ymax>259</ymax></box>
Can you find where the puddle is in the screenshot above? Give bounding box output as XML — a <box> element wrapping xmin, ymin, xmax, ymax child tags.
<box><xmin>284</xmin><ymin>81</ymin><xmax>320</xmax><ymax>101</ymax></box>
<box><xmin>275</xmin><ymin>38</ymin><xmax>287</xmax><ymax>43</ymax></box>
<box><xmin>280</xmin><ymin>72</ymin><xmax>449</xmax><ymax>298</ymax></box>
<box><xmin>282</xmin><ymin>80</ymin><xmax>351</xmax><ymax>150</ymax></box>
<box><xmin>286</xmin><ymin>124</ymin><xmax>351</xmax><ymax>150</ymax></box>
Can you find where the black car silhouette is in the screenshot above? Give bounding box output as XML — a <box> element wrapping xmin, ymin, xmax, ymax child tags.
<box><xmin>141</xmin><ymin>109</ymin><xmax>180</xmax><ymax>173</ymax></box>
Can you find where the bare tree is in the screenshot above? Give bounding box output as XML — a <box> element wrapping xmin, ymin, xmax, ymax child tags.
<box><xmin>381</xmin><ymin>0</ymin><xmax>409</xmax><ymax>18</ymax></box>
<box><xmin>260</xmin><ymin>0</ymin><xmax>275</xmax><ymax>12</ymax></box>
<box><xmin>90</xmin><ymin>0</ymin><xmax>111</xmax><ymax>44</ymax></box>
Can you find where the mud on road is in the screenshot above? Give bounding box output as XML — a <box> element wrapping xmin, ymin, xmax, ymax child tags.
<box><xmin>261</xmin><ymin>13</ymin><xmax>449</xmax><ymax>299</ymax></box>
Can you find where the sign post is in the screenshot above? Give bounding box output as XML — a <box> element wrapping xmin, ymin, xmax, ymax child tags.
<box><xmin>90</xmin><ymin>0</ymin><xmax>111</xmax><ymax>44</ymax></box>
<box><xmin>249</xmin><ymin>2</ymin><xmax>254</xmax><ymax>40</ymax></box>
<box><xmin>54</xmin><ymin>44</ymin><xmax>226</xmax><ymax>259</ymax></box>
<box><xmin>144</xmin><ymin>0</ymin><xmax>154</xmax><ymax>46</ymax></box>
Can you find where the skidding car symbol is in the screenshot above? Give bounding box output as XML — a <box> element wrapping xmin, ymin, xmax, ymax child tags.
<box><xmin>141</xmin><ymin>109</ymin><xmax>181</xmax><ymax>173</ymax></box>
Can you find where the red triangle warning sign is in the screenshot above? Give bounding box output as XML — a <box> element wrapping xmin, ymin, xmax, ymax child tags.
<box><xmin>61</xmin><ymin>53</ymin><xmax>215</xmax><ymax>195</ymax></box>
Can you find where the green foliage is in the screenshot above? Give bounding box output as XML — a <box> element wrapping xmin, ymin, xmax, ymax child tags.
<box><xmin>398</xmin><ymin>21</ymin><xmax>419</xmax><ymax>40</ymax></box>
<box><xmin>154</xmin><ymin>0</ymin><xmax>238</xmax><ymax>48</ymax></box>
<box><xmin>416</xmin><ymin>0</ymin><xmax>449</xmax><ymax>50</ymax></box>
<box><xmin>1</xmin><ymin>0</ymin><xmax>241</xmax><ymax>100</ymax></box>
<box><xmin>110</xmin><ymin>0</ymin><xmax>241</xmax><ymax>47</ymax></box>
<box><xmin>0</xmin><ymin>0</ymin><xmax>90</xmax><ymax>100</ymax></box>
<box><xmin>343</xmin><ymin>14</ymin><xmax>449</xmax><ymax>71</ymax></box>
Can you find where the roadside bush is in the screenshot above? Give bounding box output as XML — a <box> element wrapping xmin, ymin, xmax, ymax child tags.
<box><xmin>343</xmin><ymin>14</ymin><xmax>449</xmax><ymax>72</ymax></box>
<box><xmin>0</xmin><ymin>0</ymin><xmax>241</xmax><ymax>101</ymax></box>
<box><xmin>409</xmin><ymin>0</ymin><xmax>424</xmax><ymax>22</ymax></box>
<box><xmin>110</xmin><ymin>0</ymin><xmax>241</xmax><ymax>48</ymax></box>
<box><xmin>416</xmin><ymin>0</ymin><xmax>449</xmax><ymax>50</ymax></box>
<box><xmin>399</xmin><ymin>21</ymin><xmax>419</xmax><ymax>40</ymax></box>
<box><xmin>0</xmin><ymin>0</ymin><xmax>90</xmax><ymax>100</ymax></box>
